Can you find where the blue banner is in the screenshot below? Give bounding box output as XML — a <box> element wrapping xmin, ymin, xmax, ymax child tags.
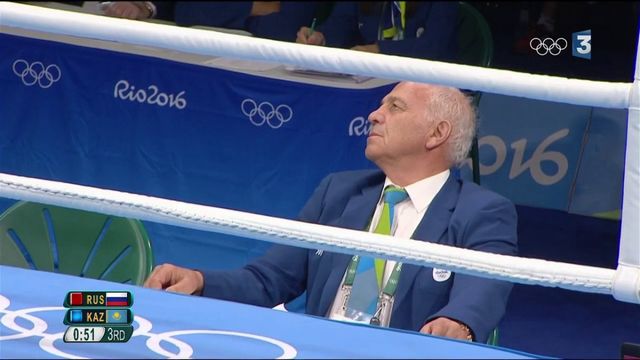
<box><xmin>0</xmin><ymin>33</ymin><xmax>392</xmax><ymax>268</ymax></box>
<box><xmin>458</xmin><ymin>94</ymin><xmax>626</xmax><ymax>218</ymax></box>
<box><xmin>0</xmin><ymin>32</ymin><xmax>626</xmax><ymax>269</ymax></box>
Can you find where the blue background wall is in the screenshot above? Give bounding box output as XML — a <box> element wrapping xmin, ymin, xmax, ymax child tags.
<box><xmin>1</xmin><ymin>32</ymin><xmax>638</xmax><ymax>358</ymax></box>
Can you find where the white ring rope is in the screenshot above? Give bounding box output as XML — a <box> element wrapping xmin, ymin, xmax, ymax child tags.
<box><xmin>0</xmin><ymin>172</ymin><xmax>617</xmax><ymax>294</ymax></box>
<box><xmin>1</xmin><ymin>2</ymin><xmax>638</xmax><ymax>304</ymax></box>
<box><xmin>0</xmin><ymin>2</ymin><xmax>632</xmax><ymax>109</ymax></box>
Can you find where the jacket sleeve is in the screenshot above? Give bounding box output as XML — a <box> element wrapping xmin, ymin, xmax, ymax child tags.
<box><xmin>317</xmin><ymin>2</ymin><xmax>362</xmax><ymax>49</ymax></box>
<box><xmin>200</xmin><ymin>174</ymin><xmax>334</xmax><ymax>307</ymax></box>
<box><xmin>170</xmin><ymin>2</ymin><xmax>253</xmax><ymax>28</ymax></box>
<box><xmin>152</xmin><ymin>1</ymin><xmax>175</xmax><ymax>22</ymax></box>
<box><xmin>426</xmin><ymin>196</ymin><xmax>518</xmax><ymax>343</ymax></box>
<box><xmin>377</xmin><ymin>2</ymin><xmax>458</xmax><ymax>61</ymax></box>
<box><xmin>245</xmin><ymin>2</ymin><xmax>319</xmax><ymax>42</ymax></box>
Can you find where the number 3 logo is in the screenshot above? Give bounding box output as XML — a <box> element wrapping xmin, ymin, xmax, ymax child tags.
<box><xmin>572</xmin><ymin>30</ymin><xmax>592</xmax><ymax>59</ymax></box>
<box><xmin>576</xmin><ymin>35</ymin><xmax>591</xmax><ymax>54</ymax></box>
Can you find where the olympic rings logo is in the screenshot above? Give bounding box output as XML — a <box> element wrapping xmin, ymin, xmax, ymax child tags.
<box><xmin>529</xmin><ymin>37</ymin><xmax>568</xmax><ymax>56</ymax></box>
<box><xmin>241</xmin><ymin>99</ymin><xmax>293</xmax><ymax>129</ymax></box>
<box><xmin>12</xmin><ymin>59</ymin><xmax>61</xmax><ymax>88</ymax></box>
<box><xmin>0</xmin><ymin>294</ymin><xmax>297</xmax><ymax>358</ymax></box>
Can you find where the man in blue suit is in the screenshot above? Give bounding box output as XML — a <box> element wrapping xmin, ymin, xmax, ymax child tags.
<box><xmin>145</xmin><ymin>81</ymin><xmax>518</xmax><ymax>343</ymax></box>
<box><xmin>102</xmin><ymin>2</ymin><xmax>318</xmax><ymax>42</ymax></box>
<box><xmin>296</xmin><ymin>2</ymin><xmax>458</xmax><ymax>62</ymax></box>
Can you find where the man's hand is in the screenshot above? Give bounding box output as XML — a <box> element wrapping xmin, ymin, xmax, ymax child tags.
<box><xmin>420</xmin><ymin>317</ymin><xmax>474</xmax><ymax>341</ymax></box>
<box><xmin>102</xmin><ymin>1</ymin><xmax>151</xmax><ymax>20</ymax></box>
<box><xmin>351</xmin><ymin>44</ymin><xmax>380</xmax><ymax>53</ymax></box>
<box><xmin>143</xmin><ymin>263</ymin><xmax>204</xmax><ymax>295</ymax></box>
<box><xmin>296</xmin><ymin>27</ymin><xmax>325</xmax><ymax>45</ymax></box>
<box><xmin>250</xmin><ymin>1</ymin><xmax>281</xmax><ymax>17</ymax></box>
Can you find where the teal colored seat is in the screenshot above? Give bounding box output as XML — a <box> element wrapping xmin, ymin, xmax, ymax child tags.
<box><xmin>457</xmin><ymin>1</ymin><xmax>494</xmax><ymax>185</ymax></box>
<box><xmin>457</xmin><ymin>1</ymin><xmax>494</xmax><ymax>69</ymax></box>
<box><xmin>0</xmin><ymin>201</ymin><xmax>153</xmax><ymax>285</ymax></box>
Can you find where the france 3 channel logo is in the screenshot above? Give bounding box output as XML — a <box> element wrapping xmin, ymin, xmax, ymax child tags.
<box><xmin>572</xmin><ymin>29</ymin><xmax>592</xmax><ymax>59</ymax></box>
<box><xmin>530</xmin><ymin>29</ymin><xmax>591</xmax><ymax>59</ymax></box>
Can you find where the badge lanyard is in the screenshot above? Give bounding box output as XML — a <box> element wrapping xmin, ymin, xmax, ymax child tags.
<box><xmin>343</xmin><ymin>255</ymin><xmax>403</xmax><ymax>326</ymax></box>
<box><xmin>339</xmin><ymin>184</ymin><xmax>407</xmax><ymax>326</ymax></box>
<box><xmin>377</xmin><ymin>1</ymin><xmax>406</xmax><ymax>41</ymax></box>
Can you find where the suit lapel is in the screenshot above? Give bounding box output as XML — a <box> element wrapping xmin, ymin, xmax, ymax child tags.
<box><xmin>316</xmin><ymin>180</ymin><xmax>384</xmax><ymax>316</ymax></box>
<box><xmin>392</xmin><ymin>174</ymin><xmax>460</xmax><ymax>314</ymax></box>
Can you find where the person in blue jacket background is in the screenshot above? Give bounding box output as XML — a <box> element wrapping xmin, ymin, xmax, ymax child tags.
<box><xmin>296</xmin><ymin>1</ymin><xmax>458</xmax><ymax>61</ymax></box>
<box><xmin>102</xmin><ymin>1</ymin><xmax>319</xmax><ymax>42</ymax></box>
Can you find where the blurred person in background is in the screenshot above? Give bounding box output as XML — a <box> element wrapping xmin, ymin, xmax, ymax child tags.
<box><xmin>296</xmin><ymin>1</ymin><xmax>458</xmax><ymax>62</ymax></box>
<box><xmin>101</xmin><ymin>1</ymin><xmax>319</xmax><ymax>42</ymax></box>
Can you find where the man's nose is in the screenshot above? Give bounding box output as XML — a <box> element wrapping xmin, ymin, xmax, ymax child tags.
<box><xmin>368</xmin><ymin>108</ymin><xmax>383</xmax><ymax>123</ymax></box>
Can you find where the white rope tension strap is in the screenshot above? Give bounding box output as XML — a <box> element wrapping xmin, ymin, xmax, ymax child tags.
<box><xmin>0</xmin><ymin>172</ymin><xmax>627</xmax><ymax>299</ymax></box>
<box><xmin>0</xmin><ymin>2</ymin><xmax>632</xmax><ymax>109</ymax></box>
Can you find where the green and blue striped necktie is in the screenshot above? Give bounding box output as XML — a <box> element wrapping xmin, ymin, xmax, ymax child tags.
<box><xmin>345</xmin><ymin>185</ymin><xmax>409</xmax><ymax>319</ymax></box>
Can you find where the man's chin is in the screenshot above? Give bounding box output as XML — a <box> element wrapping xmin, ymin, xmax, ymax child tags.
<box><xmin>364</xmin><ymin>146</ymin><xmax>379</xmax><ymax>161</ymax></box>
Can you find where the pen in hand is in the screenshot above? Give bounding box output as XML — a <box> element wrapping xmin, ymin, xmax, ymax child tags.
<box><xmin>308</xmin><ymin>17</ymin><xmax>317</xmax><ymax>37</ymax></box>
<box><xmin>298</xmin><ymin>17</ymin><xmax>322</xmax><ymax>45</ymax></box>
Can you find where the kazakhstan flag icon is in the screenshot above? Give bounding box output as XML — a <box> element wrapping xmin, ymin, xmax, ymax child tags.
<box><xmin>106</xmin><ymin>309</ymin><xmax>128</xmax><ymax>324</ymax></box>
<box><xmin>70</xmin><ymin>310</ymin><xmax>83</xmax><ymax>323</ymax></box>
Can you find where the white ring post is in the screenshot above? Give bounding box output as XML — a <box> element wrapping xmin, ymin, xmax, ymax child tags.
<box><xmin>612</xmin><ymin>28</ymin><xmax>640</xmax><ymax>304</ymax></box>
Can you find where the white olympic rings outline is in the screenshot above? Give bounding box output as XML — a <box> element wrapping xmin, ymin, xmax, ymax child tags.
<box><xmin>241</xmin><ymin>99</ymin><xmax>293</xmax><ymax>129</ymax></box>
<box><xmin>12</xmin><ymin>59</ymin><xmax>62</xmax><ymax>88</ymax></box>
<box><xmin>0</xmin><ymin>294</ymin><xmax>297</xmax><ymax>359</ymax></box>
<box><xmin>529</xmin><ymin>37</ymin><xmax>568</xmax><ymax>56</ymax></box>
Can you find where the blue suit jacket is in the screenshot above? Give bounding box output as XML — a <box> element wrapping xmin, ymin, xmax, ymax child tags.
<box><xmin>318</xmin><ymin>2</ymin><xmax>458</xmax><ymax>61</ymax></box>
<box><xmin>154</xmin><ymin>2</ymin><xmax>318</xmax><ymax>42</ymax></box>
<box><xmin>202</xmin><ymin>169</ymin><xmax>518</xmax><ymax>342</ymax></box>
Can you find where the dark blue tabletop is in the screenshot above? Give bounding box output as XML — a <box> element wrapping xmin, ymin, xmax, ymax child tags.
<box><xmin>0</xmin><ymin>265</ymin><xmax>542</xmax><ymax>358</ymax></box>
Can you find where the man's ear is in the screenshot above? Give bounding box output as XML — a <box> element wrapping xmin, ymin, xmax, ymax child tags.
<box><xmin>425</xmin><ymin>120</ymin><xmax>451</xmax><ymax>150</ymax></box>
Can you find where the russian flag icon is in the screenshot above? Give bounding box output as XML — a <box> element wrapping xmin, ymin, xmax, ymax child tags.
<box><xmin>106</xmin><ymin>292</ymin><xmax>128</xmax><ymax>307</ymax></box>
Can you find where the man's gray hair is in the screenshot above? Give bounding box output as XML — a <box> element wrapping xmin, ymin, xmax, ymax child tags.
<box><xmin>425</xmin><ymin>86</ymin><xmax>477</xmax><ymax>166</ymax></box>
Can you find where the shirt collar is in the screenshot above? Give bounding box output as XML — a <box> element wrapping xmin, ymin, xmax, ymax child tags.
<box><xmin>381</xmin><ymin>169</ymin><xmax>451</xmax><ymax>212</ymax></box>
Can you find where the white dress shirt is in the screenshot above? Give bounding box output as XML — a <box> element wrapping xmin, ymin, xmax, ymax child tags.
<box><xmin>328</xmin><ymin>169</ymin><xmax>451</xmax><ymax>323</ymax></box>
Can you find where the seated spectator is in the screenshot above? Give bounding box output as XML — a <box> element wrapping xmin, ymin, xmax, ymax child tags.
<box><xmin>296</xmin><ymin>1</ymin><xmax>458</xmax><ymax>62</ymax></box>
<box><xmin>101</xmin><ymin>1</ymin><xmax>319</xmax><ymax>42</ymax></box>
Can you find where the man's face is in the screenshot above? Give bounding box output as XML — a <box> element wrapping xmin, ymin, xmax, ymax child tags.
<box><xmin>365</xmin><ymin>82</ymin><xmax>433</xmax><ymax>163</ymax></box>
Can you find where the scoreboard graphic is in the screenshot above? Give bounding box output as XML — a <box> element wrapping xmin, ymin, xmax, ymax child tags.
<box><xmin>62</xmin><ymin>291</ymin><xmax>134</xmax><ymax>343</ymax></box>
